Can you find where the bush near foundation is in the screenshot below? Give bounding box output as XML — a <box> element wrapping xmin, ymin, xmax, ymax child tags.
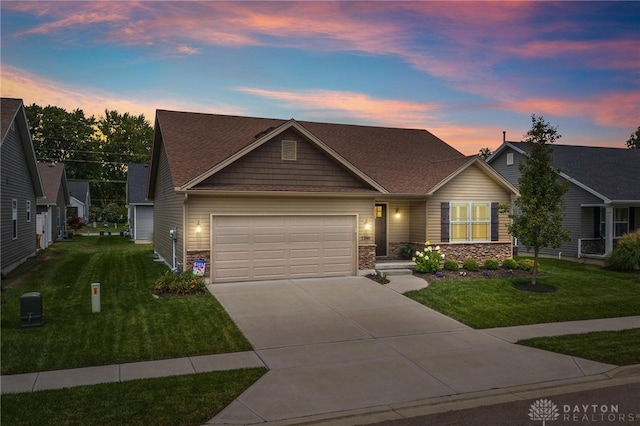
<box><xmin>606</xmin><ymin>230</ymin><xmax>640</xmax><ymax>272</ymax></box>
<box><xmin>484</xmin><ymin>259</ymin><xmax>500</xmax><ymax>270</ymax></box>
<box><xmin>462</xmin><ymin>258</ymin><xmax>480</xmax><ymax>272</ymax></box>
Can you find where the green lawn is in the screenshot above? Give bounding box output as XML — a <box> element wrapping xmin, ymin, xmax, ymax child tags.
<box><xmin>519</xmin><ymin>328</ymin><xmax>640</xmax><ymax>366</ymax></box>
<box><xmin>1</xmin><ymin>237</ymin><xmax>251</xmax><ymax>375</ymax></box>
<box><xmin>1</xmin><ymin>368</ymin><xmax>267</xmax><ymax>426</ymax></box>
<box><xmin>405</xmin><ymin>257</ymin><xmax>640</xmax><ymax>329</ymax></box>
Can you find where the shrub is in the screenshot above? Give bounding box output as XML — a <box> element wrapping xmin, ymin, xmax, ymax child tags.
<box><xmin>443</xmin><ymin>259</ymin><xmax>459</xmax><ymax>271</ymax></box>
<box><xmin>501</xmin><ymin>258</ymin><xmax>518</xmax><ymax>269</ymax></box>
<box><xmin>517</xmin><ymin>259</ymin><xmax>535</xmax><ymax>272</ymax></box>
<box><xmin>154</xmin><ymin>271</ymin><xmax>207</xmax><ymax>296</ymax></box>
<box><xmin>462</xmin><ymin>258</ymin><xmax>480</xmax><ymax>272</ymax></box>
<box><xmin>606</xmin><ymin>229</ymin><xmax>640</xmax><ymax>272</ymax></box>
<box><xmin>412</xmin><ymin>241</ymin><xmax>444</xmax><ymax>273</ymax></box>
<box><xmin>484</xmin><ymin>258</ymin><xmax>500</xmax><ymax>270</ymax></box>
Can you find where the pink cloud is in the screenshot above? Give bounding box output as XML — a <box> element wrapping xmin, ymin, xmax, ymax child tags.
<box><xmin>234</xmin><ymin>86</ymin><xmax>442</xmax><ymax>129</ymax></box>
<box><xmin>0</xmin><ymin>65</ymin><xmax>245</xmax><ymax>122</ymax></box>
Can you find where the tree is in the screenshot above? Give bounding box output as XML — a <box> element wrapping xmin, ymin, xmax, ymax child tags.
<box><xmin>626</xmin><ymin>126</ymin><xmax>640</xmax><ymax>149</ymax></box>
<box><xmin>95</xmin><ymin>110</ymin><xmax>153</xmax><ymax>206</ymax></box>
<box><xmin>478</xmin><ymin>147</ymin><xmax>492</xmax><ymax>160</ymax></box>
<box><xmin>25</xmin><ymin>104</ymin><xmax>101</xmax><ymax>181</ymax></box>
<box><xmin>508</xmin><ymin>115</ymin><xmax>571</xmax><ymax>285</ymax></box>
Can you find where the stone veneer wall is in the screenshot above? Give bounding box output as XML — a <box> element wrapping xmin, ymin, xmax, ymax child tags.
<box><xmin>387</xmin><ymin>242</ymin><xmax>512</xmax><ymax>264</ymax></box>
<box><xmin>358</xmin><ymin>244</ymin><xmax>376</xmax><ymax>270</ymax></box>
<box><xmin>185</xmin><ymin>250</ymin><xmax>211</xmax><ymax>278</ymax></box>
<box><xmin>440</xmin><ymin>243</ymin><xmax>513</xmax><ymax>264</ymax></box>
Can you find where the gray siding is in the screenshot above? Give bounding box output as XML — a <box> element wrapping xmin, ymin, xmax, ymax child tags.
<box><xmin>489</xmin><ymin>148</ymin><xmax>526</xmax><ymax>187</ymax></box>
<box><xmin>152</xmin><ymin>143</ymin><xmax>184</xmax><ymax>267</ymax></box>
<box><xmin>196</xmin><ymin>129</ymin><xmax>369</xmax><ymax>190</ymax></box>
<box><xmin>1</xmin><ymin>123</ymin><xmax>38</xmax><ymax>274</ymax></box>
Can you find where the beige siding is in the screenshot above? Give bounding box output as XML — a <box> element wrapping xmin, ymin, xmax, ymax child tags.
<box><xmin>186</xmin><ymin>195</ymin><xmax>374</xmax><ymax>252</ymax></box>
<box><xmin>409</xmin><ymin>201</ymin><xmax>427</xmax><ymax>242</ymax></box>
<box><xmin>375</xmin><ymin>199</ymin><xmax>418</xmax><ymax>244</ymax></box>
<box><xmin>153</xmin><ymin>143</ymin><xmax>184</xmax><ymax>267</ymax></box>
<box><xmin>427</xmin><ymin>164</ymin><xmax>513</xmax><ymax>244</ymax></box>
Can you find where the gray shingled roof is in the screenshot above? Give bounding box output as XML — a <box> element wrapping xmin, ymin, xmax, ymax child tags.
<box><xmin>1</xmin><ymin>98</ymin><xmax>22</xmax><ymax>141</ymax></box>
<box><xmin>153</xmin><ymin>110</ymin><xmax>467</xmax><ymax>194</ymax></box>
<box><xmin>510</xmin><ymin>142</ymin><xmax>640</xmax><ymax>202</ymax></box>
<box><xmin>67</xmin><ymin>181</ymin><xmax>89</xmax><ymax>201</ymax></box>
<box><xmin>127</xmin><ymin>163</ymin><xmax>152</xmax><ymax>204</ymax></box>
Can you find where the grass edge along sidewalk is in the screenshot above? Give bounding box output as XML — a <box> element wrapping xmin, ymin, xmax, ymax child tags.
<box><xmin>1</xmin><ymin>368</ymin><xmax>267</xmax><ymax>426</ymax></box>
<box><xmin>405</xmin><ymin>257</ymin><xmax>640</xmax><ymax>329</ymax></box>
<box><xmin>0</xmin><ymin>236</ymin><xmax>251</xmax><ymax>375</ymax></box>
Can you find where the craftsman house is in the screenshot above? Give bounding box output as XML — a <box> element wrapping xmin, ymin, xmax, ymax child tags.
<box><xmin>148</xmin><ymin>110</ymin><xmax>519</xmax><ymax>283</ymax></box>
<box><xmin>126</xmin><ymin>163</ymin><xmax>154</xmax><ymax>243</ymax></box>
<box><xmin>37</xmin><ymin>162</ymin><xmax>70</xmax><ymax>245</ymax></box>
<box><xmin>67</xmin><ymin>180</ymin><xmax>91</xmax><ymax>223</ymax></box>
<box><xmin>487</xmin><ymin>142</ymin><xmax>640</xmax><ymax>259</ymax></box>
<box><xmin>1</xmin><ymin>98</ymin><xmax>44</xmax><ymax>276</ymax></box>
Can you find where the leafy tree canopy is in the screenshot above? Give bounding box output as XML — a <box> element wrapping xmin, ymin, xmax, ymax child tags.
<box><xmin>626</xmin><ymin>126</ymin><xmax>640</xmax><ymax>149</ymax></box>
<box><xmin>478</xmin><ymin>147</ymin><xmax>492</xmax><ymax>160</ymax></box>
<box><xmin>508</xmin><ymin>114</ymin><xmax>571</xmax><ymax>285</ymax></box>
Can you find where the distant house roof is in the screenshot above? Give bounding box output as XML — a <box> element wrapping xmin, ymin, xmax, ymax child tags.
<box><xmin>67</xmin><ymin>180</ymin><xmax>90</xmax><ymax>202</ymax></box>
<box><xmin>150</xmin><ymin>110</ymin><xmax>485</xmax><ymax>196</ymax></box>
<box><xmin>37</xmin><ymin>162</ymin><xmax>70</xmax><ymax>206</ymax></box>
<box><xmin>489</xmin><ymin>142</ymin><xmax>640</xmax><ymax>202</ymax></box>
<box><xmin>127</xmin><ymin>163</ymin><xmax>152</xmax><ymax>204</ymax></box>
<box><xmin>1</xmin><ymin>98</ymin><xmax>44</xmax><ymax>198</ymax></box>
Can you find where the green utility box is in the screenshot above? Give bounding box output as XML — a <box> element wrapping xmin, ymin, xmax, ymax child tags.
<box><xmin>20</xmin><ymin>292</ymin><xmax>43</xmax><ymax>327</ymax></box>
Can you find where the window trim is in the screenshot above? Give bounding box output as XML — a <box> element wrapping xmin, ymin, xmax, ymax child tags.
<box><xmin>506</xmin><ymin>152</ymin><xmax>514</xmax><ymax>166</ymax></box>
<box><xmin>600</xmin><ymin>207</ymin><xmax>629</xmax><ymax>238</ymax></box>
<box><xmin>281</xmin><ymin>140</ymin><xmax>297</xmax><ymax>161</ymax></box>
<box><xmin>12</xmin><ymin>199</ymin><xmax>18</xmax><ymax>240</ymax></box>
<box><xmin>449</xmin><ymin>201</ymin><xmax>492</xmax><ymax>243</ymax></box>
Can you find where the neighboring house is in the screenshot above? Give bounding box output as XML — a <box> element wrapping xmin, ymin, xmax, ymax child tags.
<box><xmin>37</xmin><ymin>162</ymin><xmax>71</xmax><ymax>244</ymax></box>
<box><xmin>1</xmin><ymin>98</ymin><xmax>45</xmax><ymax>276</ymax></box>
<box><xmin>487</xmin><ymin>142</ymin><xmax>640</xmax><ymax>259</ymax></box>
<box><xmin>148</xmin><ymin>110</ymin><xmax>519</xmax><ymax>283</ymax></box>
<box><xmin>126</xmin><ymin>163</ymin><xmax>154</xmax><ymax>243</ymax></box>
<box><xmin>67</xmin><ymin>180</ymin><xmax>91</xmax><ymax>222</ymax></box>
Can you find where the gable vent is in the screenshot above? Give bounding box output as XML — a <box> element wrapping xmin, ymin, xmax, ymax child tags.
<box><xmin>281</xmin><ymin>140</ymin><xmax>297</xmax><ymax>161</ymax></box>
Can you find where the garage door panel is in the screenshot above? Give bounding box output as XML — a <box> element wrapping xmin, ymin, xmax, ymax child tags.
<box><xmin>213</xmin><ymin>215</ymin><xmax>355</xmax><ymax>283</ymax></box>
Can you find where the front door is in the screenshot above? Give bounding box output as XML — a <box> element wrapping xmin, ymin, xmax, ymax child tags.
<box><xmin>375</xmin><ymin>204</ymin><xmax>387</xmax><ymax>256</ymax></box>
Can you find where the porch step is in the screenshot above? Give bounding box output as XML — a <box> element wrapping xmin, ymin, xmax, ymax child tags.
<box><xmin>375</xmin><ymin>261</ymin><xmax>415</xmax><ymax>276</ymax></box>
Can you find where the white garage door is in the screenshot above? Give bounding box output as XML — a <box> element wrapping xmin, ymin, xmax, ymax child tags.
<box><xmin>212</xmin><ymin>215</ymin><xmax>355</xmax><ymax>283</ymax></box>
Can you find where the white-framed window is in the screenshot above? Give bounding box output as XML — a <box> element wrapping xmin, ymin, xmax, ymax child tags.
<box><xmin>506</xmin><ymin>152</ymin><xmax>514</xmax><ymax>166</ymax></box>
<box><xmin>26</xmin><ymin>200</ymin><xmax>31</xmax><ymax>222</ymax></box>
<box><xmin>450</xmin><ymin>202</ymin><xmax>491</xmax><ymax>242</ymax></box>
<box><xmin>600</xmin><ymin>207</ymin><xmax>629</xmax><ymax>238</ymax></box>
<box><xmin>12</xmin><ymin>199</ymin><xmax>18</xmax><ymax>240</ymax></box>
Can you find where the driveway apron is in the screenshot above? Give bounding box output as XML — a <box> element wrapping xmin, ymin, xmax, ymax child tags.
<box><xmin>207</xmin><ymin>276</ymin><xmax>615</xmax><ymax>424</ymax></box>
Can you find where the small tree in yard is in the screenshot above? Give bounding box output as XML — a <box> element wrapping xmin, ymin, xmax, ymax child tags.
<box><xmin>509</xmin><ymin>115</ymin><xmax>570</xmax><ymax>285</ymax></box>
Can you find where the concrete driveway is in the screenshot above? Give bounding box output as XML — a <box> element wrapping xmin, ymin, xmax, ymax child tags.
<box><xmin>207</xmin><ymin>276</ymin><xmax>615</xmax><ymax>424</ymax></box>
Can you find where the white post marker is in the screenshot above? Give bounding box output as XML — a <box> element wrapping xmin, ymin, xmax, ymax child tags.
<box><xmin>91</xmin><ymin>283</ymin><xmax>101</xmax><ymax>313</ymax></box>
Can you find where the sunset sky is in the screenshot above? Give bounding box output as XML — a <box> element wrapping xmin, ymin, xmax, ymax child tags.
<box><xmin>1</xmin><ymin>1</ymin><xmax>638</xmax><ymax>155</ymax></box>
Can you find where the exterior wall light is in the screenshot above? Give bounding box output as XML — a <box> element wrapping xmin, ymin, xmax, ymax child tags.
<box><xmin>195</xmin><ymin>220</ymin><xmax>202</xmax><ymax>234</ymax></box>
<box><xmin>364</xmin><ymin>219</ymin><xmax>372</xmax><ymax>231</ymax></box>
<box><xmin>395</xmin><ymin>208</ymin><xmax>401</xmax><ymax>219</ymax></box>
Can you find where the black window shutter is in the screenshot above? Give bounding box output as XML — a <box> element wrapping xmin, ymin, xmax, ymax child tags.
<box><xmin>441</xmin><ymin>202</ymin><xmax>450</xmax><ymax>242</ymax></box>
<box><xmin>594</xmin><ymin>207</ymin><xmax>601</xmax><ymax>237</ymax></box>
<box><xmin>491</xmin><ymin>203</ymin><xmax>499</xmax><ymax>241</ymax></box>
<box><xmin>630</xmin><ymin>207</ymin><xmax>636</xmax><ymax>231</ymax></box>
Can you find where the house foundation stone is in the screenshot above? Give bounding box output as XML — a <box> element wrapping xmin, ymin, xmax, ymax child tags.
<box><xmin>440</xmin><ymin>243</ymin><xmax>512</xmax><ymax>264</ymax></box>
<box><xmin>186</xmin><ymin>250</ymin><xmax>211</xmax><ymax>278</ymax></box>
<box><xmin>358</xmin><ymin>244</ymin><xmax>376</xmax><ymax>270</ymax></box>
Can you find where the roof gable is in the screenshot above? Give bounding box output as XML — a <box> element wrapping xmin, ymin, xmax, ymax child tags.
<box><xmin>37</xmin><ymin>162</ymin><xmax>70</xmax><ymax>206</ymax></box>
<box><xmin>429</xmin><ymin>156</ymin><xmax>519</xmax><ymax>196</ymax></box>
<box><xmin>1</xmin><ymin>98</ymin><xmax>45</xmax><ymax>198</ymax></box>
<box><xmin>193</xmin><ymin>126</ymin><xmax>377</xmax><ymax>192</ymax></box>
<box><xmin>67</xmin><ymin>180</ymin><xmax>90</xmax><ymax>201</ymax></box>
<box><xmin>494</xmin><ymin>142</ymin><xmax>640</xmax><ymax>202</ymax></box>
<box><xmin>150</xmin><ymin>109</ymin><xmax>472</xmax><ymax>195</ymax></box>
<box><xmin>127</xmin><ymin>163</ymin><xmax>152</xmax><ymax>204</ymax></box>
